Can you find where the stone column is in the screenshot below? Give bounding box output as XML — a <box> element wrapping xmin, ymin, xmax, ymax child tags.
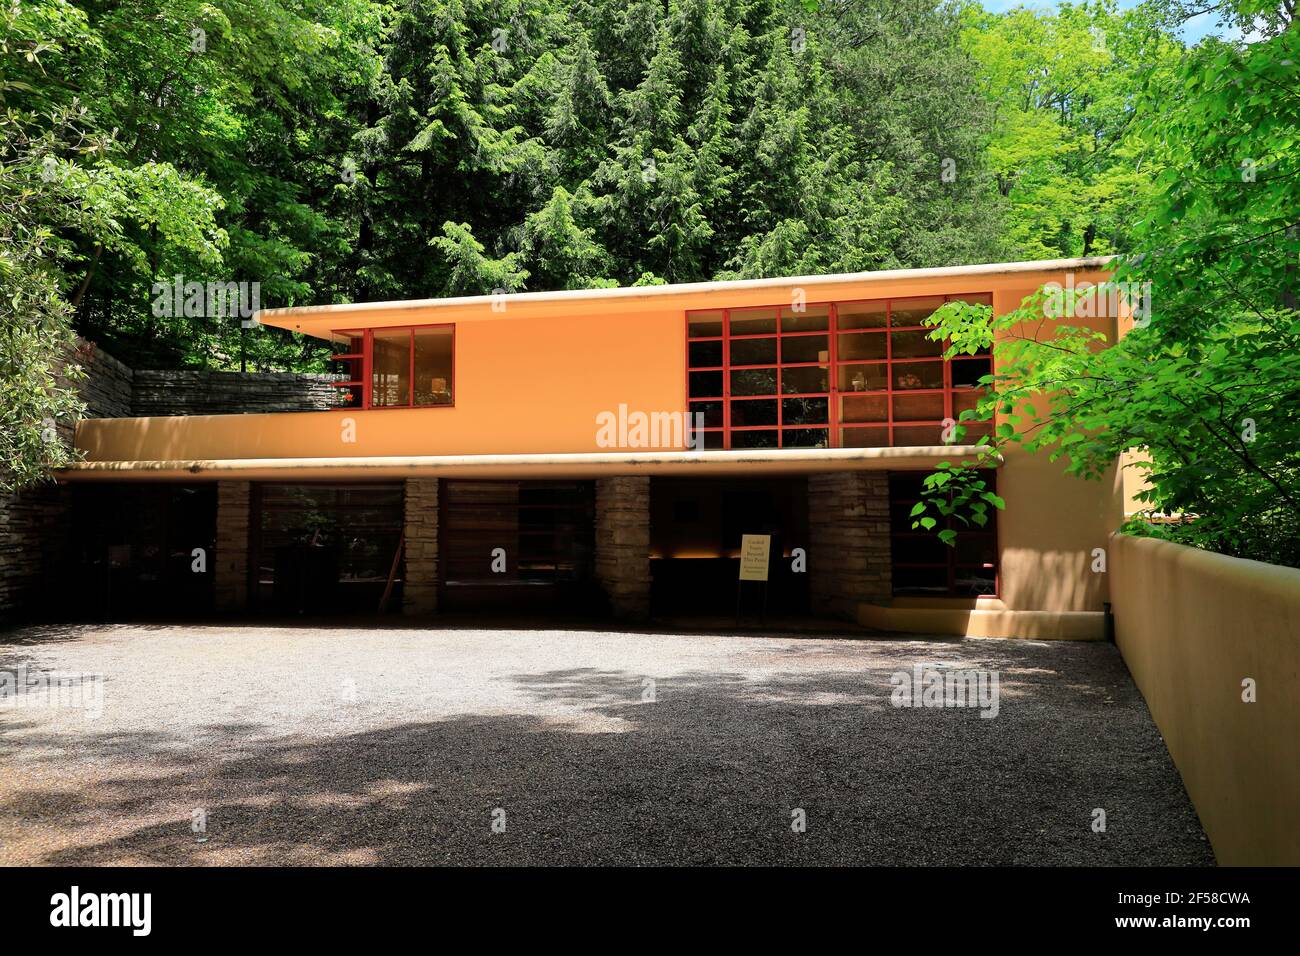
<box><xmin>214</xmin><ymin>480</ymin><xmax>251</xmax><ymax>611</ymax></box>
<box><xmin>403</xmin><ymin>478</ymin><xmax>439</xmax><ymax>615</ymax></box>
<box><xmin>808</xmin><ymin>471</ymin><xmax>892</xmax><ymax>619</ymax></box>
<box><xmin>596</xmin><ymin>476</ymin><xmax>651</xmax><ymax>620</ymax></box>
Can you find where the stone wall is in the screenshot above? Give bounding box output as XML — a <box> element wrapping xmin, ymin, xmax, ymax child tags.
<box><xmin>214</xmin><ymin>481</ymin><xmax>251</xmax><ymax>611</ymax></box>
<box><xmin>808</xmin><ymin>472</ymin><xmax>892</xmax><ymax>619</ymax></box>
<box><xmin>0</xmin><ymin>483</ymin><xmax>71</xmax><ymax>621</ymax></box>
<box><xmin>1</xmin><ymin>340</ymin><xmax>348</xmax><ymax>623</ymax></box>
<box><xmin>1</xmin><ymin>341</ymin><xmax>128</xmax><ymax>623</ymax></box>
<box><xmin>403</xmin><ymin>478</ymin><xmax>439</xmax><ymax>615</ymax></box>
<box><xmin>76</xmin><ymin>343</ymin><xmax>135</xmax><ymax>420</ymax></box>
<box><xmin>130</xmin><ymin>369</ymin><xmax>344</xmax><ymax>417</ymax></box>
<box><xmin>595</xmin><ymin>476</ymin><xmax>651</xmax><ymax>620</ymax></box>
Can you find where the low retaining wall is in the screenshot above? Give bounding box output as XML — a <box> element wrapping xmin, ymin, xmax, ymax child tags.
<box><xmin>130</xmin><ymin>369</ymin><xmax>343</xmax><ymax>416</ymax></box>
<box><xmin>1110</xmin><ymin>532</ymin><xmax>1300</xmax><ymax>866</ymax></box>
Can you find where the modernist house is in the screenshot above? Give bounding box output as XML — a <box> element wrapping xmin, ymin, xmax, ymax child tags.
<box><xmin>60</xmin><ymin>257</ymin><xmax>1124</xmax><ymax>638</ymax></box>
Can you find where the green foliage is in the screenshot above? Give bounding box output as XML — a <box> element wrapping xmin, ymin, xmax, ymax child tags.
<box><xmin>0</xmin><ymin>0</ymin><xmax>1005</xmax><ymax>375</ymax></box>
<box><xmin>959</xmin><ymin>0</ymin><xmax>1184</xmax><ymax>259</ymax></box>
<box><xmin>909</xmin><ymin>463</ymin><xmax>1006</xmax><ymax>548</ymax></box>
<box><xmin>336</xmin><ymin>0</ymin><xmax>1007</xmax><ymax>297</ymax></box>
<box><xmin>1</xmin><ymin>16</ymin><xmax>95</xmax><ymax>489</ymax></box>
<box><xmin>916</xmin><ymin>13</ymin><xmax>1300</xmax><ymax>567</ymax></box>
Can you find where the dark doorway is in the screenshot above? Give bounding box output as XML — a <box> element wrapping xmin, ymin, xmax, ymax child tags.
<box><xmin>67</xmin><ymin>483</ymin><xmax>216</xmax><ymax>619</ymax></box>
<box><xmin>438</xmin><ymin>480</ymin><xmax>597</xmax><ymax>613</ymax></box>
<box><xmin>251</xmin><ymin>483</ymin><xmax>405</xmax><ymax>615</ymax></box>
<box><xmin>650</xmin><ymin>477</ymin><xmax>810</xmax><ymax>616</ymax></box>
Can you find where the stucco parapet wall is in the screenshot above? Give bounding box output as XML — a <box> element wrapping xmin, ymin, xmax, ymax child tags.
<box><xmin>1109</xmin><ymin>533</ymin><xmax>1300</xmax><ymax>865</ymax></box>
<box><xmin>56</xmin><ymin>446</ymin><xmax>1002</xmax><ymax>482</ymax></box>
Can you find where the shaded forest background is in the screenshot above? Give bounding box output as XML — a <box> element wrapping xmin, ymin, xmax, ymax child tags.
<box><xmin>5</xmin><ymin>0</ymin><xmax>1195</xmax><ymax>370</ymax></box>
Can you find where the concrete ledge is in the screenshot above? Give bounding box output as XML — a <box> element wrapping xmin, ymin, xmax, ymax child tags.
<box><xmin>58</xmin><ymin>445</ymin><xmax>1002</xmax><ymax>482</ymax></box>
<box><xmin>857</xmin><ymin>602</ymin><xmax>1107</xmax><ymax>640</ymax></box>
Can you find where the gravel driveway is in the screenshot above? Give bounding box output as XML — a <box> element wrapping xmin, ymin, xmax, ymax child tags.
<box><xmin>0</xmin><ymin>623</ymin><xmax>1212</xmax><ymax>866</ymax></box>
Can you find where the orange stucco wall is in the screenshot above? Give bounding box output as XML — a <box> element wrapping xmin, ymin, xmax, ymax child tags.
<box><xmin>1111</xmin><ymin>533</ymin><xmax>1300</xmax><ymax>865</ymax></box>
<box><xmin>987</xmin><ymin>281</ymin><xmax>1124</xmax><ymax>621</ymax></box>
<box><xmin>77</xmin><ymin>267</ymin><xmax>1115</xmax><ymax>462</ymax></box>
<box><xmin>72</xmin><ymin>264</ymin><xmax>1124</xmax><ymax>618</ymax></box>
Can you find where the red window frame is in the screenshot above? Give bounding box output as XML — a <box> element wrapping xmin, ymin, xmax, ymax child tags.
<box><xmin>685</xmin><ymin>294</ymin><xmax>993</xmax><ymax>450</ymax></box>
<box><xmin>328</xmin><ymin>324</ymin><xmax>456</xmax><ymax>410</ymax></box>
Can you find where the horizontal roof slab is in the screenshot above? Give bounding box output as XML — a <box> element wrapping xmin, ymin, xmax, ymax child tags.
<box><xmin>56</xmin><ymin>446</ymin><xmax>1000</xmax><ymax>483</ymax></box>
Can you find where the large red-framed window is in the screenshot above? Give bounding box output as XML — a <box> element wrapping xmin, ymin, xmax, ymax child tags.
<box><xmin>888</xmin><ymin>471</ymin><xmax>999</xmax><ymax>597</ymax></box>
<box><xmin>686</xmin><ymin>294</ymin><xmax>994</xmax><ymax>449</ymax></box>
<box><xmin>328</xmin><ymin>325</ymin><xmax>455</xmax><ymax>410</ymax></box>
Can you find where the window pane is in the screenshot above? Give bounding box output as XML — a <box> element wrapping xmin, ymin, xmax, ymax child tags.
<box><xmin>893</xmin><ymin>566</ymin><xmax>950</xmax><ymax>594</ymax></box>
<box><xmin>893</xmin><ymin>393</ymin><xmax>944</xmax><ymax>422</ymax></box>
<box><xmin>372</xmin><ymin>329</ymin><xmax>411</xmax><ymax>407</ymax></box>
<box><xmin>731</xmin><ymin>367</ymin><xmax>778</xmax><ymax>396</ymax></box>
<box><xmin>953</xmin><ymin>567</ymin><xmax>996</xmax><ymax>596</ymax></box>
<box><xmin>696</xmin><ymin>430</ymin><xmax>726</xmax><ymax>450</ymax></box>
<box><xmin>893</xmin><ymin>424</ymin><xmax>946</xmax><ymax>447</ymax></box>
<box><xmin>838</xmin><ymin>364</ymin><xmax>887</xmax><ymax>393</ymax></box>
<box><xmin>841</xmin><ymin>425</ymin><xmax>889</xmax><ymax>448</ymax></box>
<box><xmin>841</xmin><ymin>393</ymin><xmax>888</xmax><ymax>423</ymax></box>
<box><xmin>781</xmin><ymin>334</ymin><xmax>829</xmax><ymax>364</ymax></box>
<box><xmin>730</xmin><ymin>399</ymin><xmax>777</xmax><ymax>427</ymax></box>
<box><xmin>731</xmin><ymin>429</ymin><xmax>779</xmax><ymax>449</ymax></box>
<box><xmin>782</xmin><ymin>428</ymin><xmax>829</xmax><ymax>448</ymax></box>
<box><xmin>688</xmin><ymin>311</ymin><xmax>724</xmax><ymax>338</ymax></box>
<box><xmin>689</xmin><ymin>370</ymin><xmax>723</xmax><ymax>398</ymax></box>
<box><xmin>953</xmin><ymin>390</ymin><xmax>983</xmax><ymax>419</ymax></box>
<box><xmin>956</xmin><ymin>534</ymin><xmax>997</xmax><ymax>566</ymax></box>
<box><xmin>689</xmin><ymin>340</ymin><xmax>723</xmax><ymax>368</ymax></box>
<box><xmin>890</xmin><ymin>500</ymin><xmax>921</xmax><ymax>534</ymax></box>
<box><xmin>689</xmin><ymin>400</ymin><xmax>723</xmax><ymax>428</ymax></box>
<box><xmin>413</xmin><ymin>327</ymin><xmax>453</xmax><ymax>406</ymax></box>
<box><xmin>730</xmin><ymin>337</ymin><xmax>777</xmax><ymax>366</ymax></box>
<box><xmin>781</xmin><ymin>366</ymin><xmax>827</xmax><ymax>394</ymax></box>
<box><xmin>889</xmin><ymin>296</ymin><xmax>945</xmax><ymax>328</ymax></box>
<box><xmin>729</xmin><ymin>307</ymin><xmax>778</xmax><ymax>335</ymax></box>
<box><xmin>782</xmin><ymin>397</ymin><xmax>828</xmax><ymax>425</ymax></box>
<box><xmin>894</xmin><ymin>535</ymin><xmax>948</xmax><ymax>565</ymax></box>
<box><xmin>890</xmin><ymin>328</ymin><xmax>943</xmax><ymax>359</ymax></box>
<box><xmin>837</xmin><ymin>300</ymin><xmax>887</xmax><ymax>330</ymax></box>
<box><xmin>837</xmin><ymin>331</ymin><xmax>886</xmax><ymax>361</ymax></box>
<box><xmin>330</xmin><ymin>333</ymin><xmax>366</xmax><ymax>408</ymax></box>
<box><xmin>952</xmin><ymin>357</ymin><xmax>992</xmax><ymax>388</ymax></box>
<box><xmin>781</xmin><ymin>304</ymin><xmax>829</xmax><ymax>332</ymax></box>
<box><xmin>892</xmin><ymin>362</ymin><xmax>943</xmax><ymax>390</ymax></box>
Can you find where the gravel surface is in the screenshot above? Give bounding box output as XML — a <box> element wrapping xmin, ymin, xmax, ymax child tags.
<box><xmin>0</xmin><ymin>623</ymin><xmax>1213</xmax><ymax>866</ymax></box>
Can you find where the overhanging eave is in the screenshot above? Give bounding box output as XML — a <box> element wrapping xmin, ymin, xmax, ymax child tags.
<box><xmin>55</xmin><ymin>446</ymin><xmax>1001</xmax><ymax>483</ymax></box>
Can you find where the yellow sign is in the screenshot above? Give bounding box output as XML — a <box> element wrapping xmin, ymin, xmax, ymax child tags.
<box><xmin>738</xmin><ymin>534</ymin><xmax>772</xmax><ymax>581</ymax></box>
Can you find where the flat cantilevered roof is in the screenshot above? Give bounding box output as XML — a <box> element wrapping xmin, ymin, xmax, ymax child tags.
<box><xmin>57</xmin><ymin>446</ymin><xmax>1002</xmax><ymax>483</ymax></box>
<box><xmin>254</xmin><ymin>256</ymin><xmax>1116</xmax><ymax>340</ymax></box>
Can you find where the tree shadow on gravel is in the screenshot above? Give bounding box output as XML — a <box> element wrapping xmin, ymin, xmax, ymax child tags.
<box><xmin>1</xmin><ymin>659</ymin><xmax>1214</xmax><ymax>867</ymax></box>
